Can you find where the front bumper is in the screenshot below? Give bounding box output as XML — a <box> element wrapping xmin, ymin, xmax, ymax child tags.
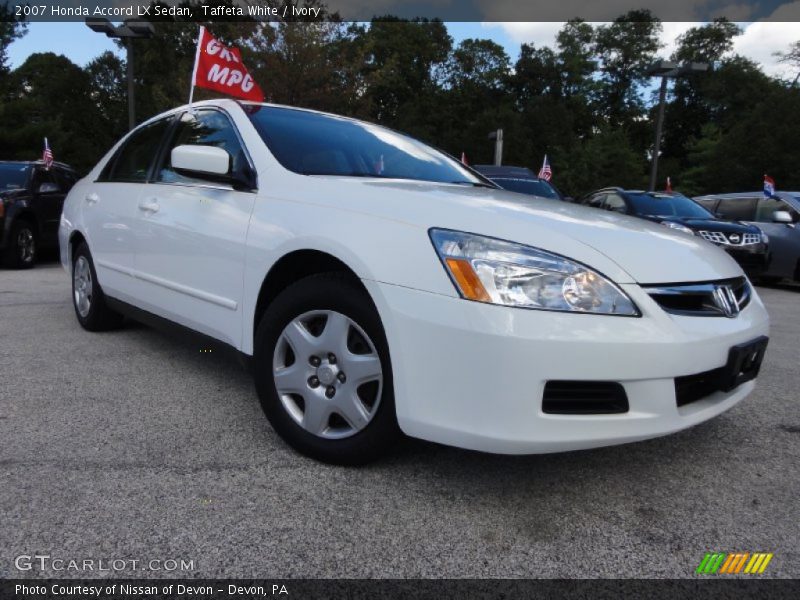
<box><xmin>720</xmin><ymin>244</ymin><xmax>769</xmax><ymax>277</ymax></box>
<box><xmin>365</xmin><ymin>280</ymin><xmax>770</xmax><ymax>454</ymax></box>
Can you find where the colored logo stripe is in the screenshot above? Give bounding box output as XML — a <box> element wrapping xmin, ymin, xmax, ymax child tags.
<box><xmin>696</xmin><ymin>552</ymin><xmax>773</xmax><ymax>574</ymax></box>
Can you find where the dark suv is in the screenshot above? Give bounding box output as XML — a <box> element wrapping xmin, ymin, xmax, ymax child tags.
<box><xmin>694</xmin><ymin>192</ymin><xmax>800</xmax><ymax>283</ymax></box>
<box><xmin>0</xmin><ymin>160</ymin><xmax>78</xmax><ymax>268</ymax></box>
<box><xmin>472</xmin><ymin>165</ymin><xmax>566</xmax><ymax>200</ymax></box>
<box><xmin>580</xmin><ymin>188</ymin><xmax>769</xmax><ymax>277</ymax></box>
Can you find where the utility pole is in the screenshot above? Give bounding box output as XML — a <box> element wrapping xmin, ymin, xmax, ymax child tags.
<box><xmin>86</xmin><ymin>18</ymin><xmax>155</xmax><ymax>131</ymax></box>
<box><xmin>645</xmin><ymin>60</ymin><xmax>709</xmax><ymax>192</ymax></box>
<box><xmin>488</xmin><ymin>129</ymin><xmax>503</xmax><ymax>166</ymax></box>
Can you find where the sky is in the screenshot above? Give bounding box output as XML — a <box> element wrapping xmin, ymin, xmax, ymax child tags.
<box><xmin>6</xmin><ymin>21</ymin><xmax>799</xmax><ymax>81</ymax></box>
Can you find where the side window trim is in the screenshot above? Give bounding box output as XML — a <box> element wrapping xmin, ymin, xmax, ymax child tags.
<box><xmin>151</xmin><ymin>107</ymin><xmax>258</xmax><ymax>192</ymax></box>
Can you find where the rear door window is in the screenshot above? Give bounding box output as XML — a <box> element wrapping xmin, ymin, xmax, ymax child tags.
<box><xmin>101</xmin><ymin>118</ymin><xmax>172</xmax><ymax>183</ymax></box>
<box><xmin>716</xmin><ymin>197</ymin><xmax>757</xmax><ymax>221</ymax></box>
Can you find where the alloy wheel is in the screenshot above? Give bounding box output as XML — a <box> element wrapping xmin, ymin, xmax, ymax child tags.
<box><xmin>17</xmin><ymin>227</ymin><xmax>35</xmax><ymax>264</ymax></box>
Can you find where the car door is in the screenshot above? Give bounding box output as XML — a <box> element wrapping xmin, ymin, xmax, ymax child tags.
<box><xmin>133</xmin><ymin>108</ymin><xmax>257</xmax><ymax>347</ymax></box>
<box><xmin>752</xmin><ymin>196</ymin><xmax>800</xmax><ymax>279</ymax></box>
<box><xmin>82</xmin><ymin>117</ymin><xmax>173</xmax><ymax>300</ymax></box>
<box><xmin>29</xmin><ymin>167</ymin><xmax>65</xmax><ymax>247</ymax></box>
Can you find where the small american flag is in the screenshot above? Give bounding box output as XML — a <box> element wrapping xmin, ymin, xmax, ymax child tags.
<box><xmin>42</xmin><ymin>138</ymin><xmax>54</xmax><ymax>170</ymax></box>
<box><xmin>666</xmin><ymin>176</ymin><xmax>672</xmax><ymax>193</ymax></box>
<box><xmin>538</xmin><ymin>155</ymin><xmax>552</xmax><ymax>181</ymax></box>
<box><xmin>461</xmin><ymin>151</ymin><xmax>468</xmax><ymax>166</ymax></box>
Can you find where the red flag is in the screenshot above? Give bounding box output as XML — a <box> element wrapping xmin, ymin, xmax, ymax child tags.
<box><xmin>665</xmin><ymin>176</ymin><xmax>672</xmax><ymax>193</ymax></box>
<box><xmin>461</xmin><ymin>152</ymin><xmax>468</xmax><ymax>166</ymax></box>
<box><xmin>191</xmin><ymin>26</ymin><xmax>264</xmax><ymax>102</ymax></box>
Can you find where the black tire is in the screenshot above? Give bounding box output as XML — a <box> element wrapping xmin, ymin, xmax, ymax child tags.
<box><xmin>254</xmin><ymin>273</ymin><xmax>401</xmax><ymax>465</ymax></box>
<box><xmin>2</xmin><ymin>219</ymin><xmax>37</xmax><ymax>269</ymax></box>
<box><xmin>71</xmin><ymin>242</ymin><xmax>124</xmax><ymax>331</ymax></box>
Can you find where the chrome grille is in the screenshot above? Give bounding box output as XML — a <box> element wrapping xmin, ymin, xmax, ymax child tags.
<box><xmin>698</xmin><ymin>230</ymin><xmax>761</xmax><ymax>245</ymax></box>
<box><xmin>643</xmin><ymin>277</ymin><xmax>751</xmax><ymax>317</ymax></box>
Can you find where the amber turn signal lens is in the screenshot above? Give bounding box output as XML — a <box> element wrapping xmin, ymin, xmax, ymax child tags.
<box><xmin>445</xmin><ymin>258</ymin><xmax>491</xmax><ymax>302</ymax></box>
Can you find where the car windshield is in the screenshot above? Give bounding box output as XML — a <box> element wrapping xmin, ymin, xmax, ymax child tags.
<box><xmin>491</xmin><ymin>177</ymin><xmax>559</xmax><ymax>199</ymax></box>
<box><xmin>0</xmin><ymin>164</ymin><xmax>29</xmax><ymax>191</ymax></box>
<box><xmin>244</xmin><ymin>105</ymin><xmax>483</xmax><ymax>185</ymax></box>
<box><xmin>627</xmin><ymin>192</ymin><xmax>714</xmax><ymax>219</ymax></box>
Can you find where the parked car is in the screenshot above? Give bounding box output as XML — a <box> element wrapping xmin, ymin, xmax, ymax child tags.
<box><xmin>60</xmin><ymin>100</ymin><xmax>769</xmax><ymax>464</ymax></box>
<box><xmin>694</xmin><ymin>192</ymin><xmax>800</xmax><ymax>283</ymax></box>
<box><xmin>579</xmin><ymin>188</ymin><xmax>769</xmax><ymax>278</ymax></box>
<box><xmin>1</xmin><ymin>160</ymin><xmax>78</xmax><ymax>268</ymax></box>
<box><xmin>472</xmin><ymin>165</ymin><xmax>566</xmax><ymax>200</ymax></box>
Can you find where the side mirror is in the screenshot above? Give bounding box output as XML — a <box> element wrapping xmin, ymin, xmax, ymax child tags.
<box><xmin>37</xmin><ymin>182</ymin><xmax>60</xmax><ymax>194</ymax></box>
<box><xmin>773</xmin><ymin>210</ymin><xmax>793</xmax><ymax>224</ymax></box>
<box><xmin>171</xmin><ymin>145</ymin><xmax>231</xmax><ymax>177</ymax></box>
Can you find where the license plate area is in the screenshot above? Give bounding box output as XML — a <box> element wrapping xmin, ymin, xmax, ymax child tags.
<box><xmin>720</xmin><ymin>336</ymin><xmax>769</xmax><ymax>392</ymax></box>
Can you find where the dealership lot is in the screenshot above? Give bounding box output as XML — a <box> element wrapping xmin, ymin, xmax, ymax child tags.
<box><xmin>1</xmin><ymin>262</ymin><xmax>798</xmax><ymax>578</ymax></box>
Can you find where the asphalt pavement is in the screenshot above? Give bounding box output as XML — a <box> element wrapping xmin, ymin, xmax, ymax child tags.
<box><xmin>1</xmin><ymin>261</ymin><xmax>798</xmax><ymax>579</ymax></box>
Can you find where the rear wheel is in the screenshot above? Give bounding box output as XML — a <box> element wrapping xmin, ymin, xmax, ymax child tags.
<box><xmin>3</xmin><ymin>219</ymin><xmax>37</xmax><ymax>269</ymax></box>
<box><xmin>254</xmin><ymin>273</ymin><xmax>400</xmax><ymax>465</ymax></box>
<box><xmin>71</xmin><ymin>242</ymin><xmax>124</xmax><ymax>331</ymax></box>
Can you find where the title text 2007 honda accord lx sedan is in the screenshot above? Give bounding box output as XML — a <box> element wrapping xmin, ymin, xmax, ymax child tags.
<box><xmin>59</xmin><ymin>100</ymin><xmax>769</xmax><ymax>464</ymax></box>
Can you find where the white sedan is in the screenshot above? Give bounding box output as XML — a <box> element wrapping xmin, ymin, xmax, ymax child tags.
<box><xmin>59</xmin><ymin>99</ymin><xmax>769</xmax><ymax>464</ymax></box>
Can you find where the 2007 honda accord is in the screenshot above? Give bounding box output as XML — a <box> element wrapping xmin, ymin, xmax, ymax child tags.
<box><xmin>59</xmin><ymin>99</ymin><xmax>770</xmax><ymax>464</ymax></box>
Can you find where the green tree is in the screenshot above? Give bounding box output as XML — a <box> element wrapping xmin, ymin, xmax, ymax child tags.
<box><xmin>0</xmin><ymin>3</ymin><xmax>27</xmax><ymax>95</ymax></box>
<box><xmin>0</xmin><ymin>53</ymin><xmax>101</xmax><ymax>171</ymax></box>
<box><xmin>594</xmin><ymin>10</ymin><xmax>662</xmax><ymax>125</ymax></box>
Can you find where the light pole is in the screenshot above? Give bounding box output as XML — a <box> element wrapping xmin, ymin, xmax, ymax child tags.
<box><xmin>86</xmin><ymin>18</ymin><xmax>155</xmax><ymax>131</ymax></box>
<box><xmin>646</xmin><ymin>60</ymin><xmax>708</xmax><ymax>192</ymax></box>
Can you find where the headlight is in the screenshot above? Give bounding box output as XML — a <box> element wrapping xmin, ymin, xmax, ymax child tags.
<box><xmin>761</xmin><ymin>232</ymin><xmax>769</xmax><ymax>244</ymax></box>
<box><xmin>661</xmin><ymin>221</ymin><xmax>695</xmax><ymax>235</ymax></box>
<box><xmin>429</xmin><ymin>229</ymin><xmax>639</xmax><ymax>316</ymax></box>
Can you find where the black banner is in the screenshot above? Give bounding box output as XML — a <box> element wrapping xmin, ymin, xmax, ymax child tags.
<box><xmin>1</xmin><ymin>0</ymin><xmax>799</xmax><ymax>23</ymax></box>
<box><xmin>2</xmin><ymin>580</ymin><xmax>800</xmax><ymax>600</ymax></box>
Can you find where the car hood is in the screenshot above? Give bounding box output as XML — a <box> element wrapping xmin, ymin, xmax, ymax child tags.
<box><xmin>653</xmin><ymin>216</ymin><xmax>760</xmax><ymax>234</ymax></box>
<box><xmin>303</xmin><ymin>178</ymin><xmax>743</xmax><ymax>285</ymax></box>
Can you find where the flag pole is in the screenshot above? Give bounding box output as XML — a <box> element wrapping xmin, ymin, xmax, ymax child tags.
<box><xmin>188</xmin><ymin>25</ymin><xmax>204</xmax><ymax>106</ymax></box>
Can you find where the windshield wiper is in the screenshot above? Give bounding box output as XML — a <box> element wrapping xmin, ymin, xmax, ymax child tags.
<box><xmin>449</xmin><ymin>181</ymin><xmax>496</xmax><ymax>189</ymax></box>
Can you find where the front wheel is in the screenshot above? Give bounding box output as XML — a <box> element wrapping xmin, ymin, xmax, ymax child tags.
<box><xmin>254</xmin><ymin>273</ymin><xmax>401</xmax><ymax>465</ymax></box>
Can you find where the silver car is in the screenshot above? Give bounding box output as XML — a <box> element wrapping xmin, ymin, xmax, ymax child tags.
<box><xmin>695</xmin><ymin>192</ymin><xmax>800</xmax><ymax>283</ymax></box>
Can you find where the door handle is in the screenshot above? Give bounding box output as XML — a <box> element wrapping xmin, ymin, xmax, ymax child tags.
<box><xmin>138</xmin><ymin>198</ymin><xmax>160</xmax><ymax>213</ymax></box>
<box><xmin>85</xmin><ymin>193</ymin><xmax>99</xmax><ymax>205</ymax></box>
